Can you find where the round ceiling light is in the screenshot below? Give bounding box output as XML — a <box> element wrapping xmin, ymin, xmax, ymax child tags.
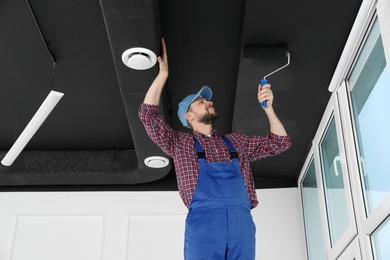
<box><xmin>144</xmin><ymin>156</ymin><xmax>169</xmax><ymax>168</ymax></box>
<box><xmin>121</xmin><ymin>47</ymin><xmax>157</xmax><ymax>70</ymax></box>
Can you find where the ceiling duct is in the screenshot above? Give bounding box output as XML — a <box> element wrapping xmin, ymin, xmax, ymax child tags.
<box><xmin>99</xmin><ymin>0</ymin><xmax>171</xmax><ymax>182</ymax></box>
<box><xmin>0</xmin><ymin>0</ymin><xmax>170</xmax><ymax>186</ymax></box>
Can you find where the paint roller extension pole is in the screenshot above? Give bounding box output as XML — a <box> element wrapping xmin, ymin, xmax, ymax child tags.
<box><xmin>260</xmin><ymin>52</ymin><xmax>290</xmax><ymax>108</ymax></box>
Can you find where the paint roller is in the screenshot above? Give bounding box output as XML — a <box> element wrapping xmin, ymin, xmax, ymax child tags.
<box><xmin>244</xmin><ymin>46</ymin><xmax>290</xmax><ymax>108</ymax></box>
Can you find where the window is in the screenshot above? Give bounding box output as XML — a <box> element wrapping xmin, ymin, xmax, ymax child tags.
<box><xmin>371</xmin><ymin>215</ymin><xmax>390</xmax><ymax>259</ymax></box>
<box><xmin>347</xmin><ymin>18</ymin><xmax>389</xmax><ymax>215</ymax></box>
<box><xmin>301</xmin><ymin>158</ymin><xmax>326</xmax><ymax>260</ymax></box>
<box><xmin>319</xmin><ymin>116</ymin><xmax>351</xmax><ymax>247</ymax></box>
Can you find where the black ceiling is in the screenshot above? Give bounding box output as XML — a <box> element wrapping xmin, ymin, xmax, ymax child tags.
<box><xmin>0</xmin><ymin>0</ymin><xmax>362</xmax><ymax>191</ymax></box>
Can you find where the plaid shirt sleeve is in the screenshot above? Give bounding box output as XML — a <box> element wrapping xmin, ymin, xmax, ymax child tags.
<box><xmin>138</xmin><ymin>103</ymin><xmax>176</xmax><ymax>157</ymax></box>
<box><xmin>230</xmin><ymin>132</ymin><xmax>291</xmax><ymax>161</ymax></box>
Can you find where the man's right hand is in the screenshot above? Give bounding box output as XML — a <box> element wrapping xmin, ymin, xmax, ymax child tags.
<box><xmin>157</xmin><ymin>38</ymin><xmax>168</xmax><ymax>79</ymax></box>
<box><xmin>143</xmin><ymin>38</ymin><xmax>169</xmax><ymax>105</ymax></box>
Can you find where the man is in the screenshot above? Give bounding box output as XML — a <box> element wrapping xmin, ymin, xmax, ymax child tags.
<box><xmin>138</xmin><ymin>39</ymin><xmax>291</xmax><ymax>260</ymax></box>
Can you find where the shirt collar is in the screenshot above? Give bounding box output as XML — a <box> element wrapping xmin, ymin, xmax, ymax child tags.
<box><xmin>192</xmin><ymin>129</ymin><xmax>218</xmax><ymax>140</ymax></box>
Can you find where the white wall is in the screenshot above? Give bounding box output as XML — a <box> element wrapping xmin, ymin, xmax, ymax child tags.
<box><xmin>254</xmin><ymin>188</ymin><xmax>307</xmax><ymax>260</ymax></box>
<box><xmin>0</xmin><ymin>188</ymin><xmax>306</xmax><ymax>260</ymax></box>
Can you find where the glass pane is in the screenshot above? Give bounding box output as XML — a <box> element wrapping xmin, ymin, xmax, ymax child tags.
<box><xmin>372</xmin><ymin>216</ymin><xmax>390</xmax><ymax>260</ymax></box>
<box><xmin>348</xmin><ymin>18</ymin><xmax>390</xmax><ymax>215</ymax></box>
<box><xmin>302</xmin><ymin>159</ymin><xmax>326</xmax><ymax>260</ymax></box>
<box><xmin>320</xmin><ymin>117</ymin><xmax>350</xmax><ymax>246</ymax></box>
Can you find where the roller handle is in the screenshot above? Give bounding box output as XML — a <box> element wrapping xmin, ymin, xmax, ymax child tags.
<box><xmin>260</xmin><ymin>78</ymin><xmax>268</xmax><ymax>109</ymax></box>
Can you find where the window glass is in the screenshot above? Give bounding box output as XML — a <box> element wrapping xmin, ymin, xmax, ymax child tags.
<box><xmin>372</xmin><ymin>215</ymin><xmax>390</xmax><ymax>260</ymax></box>
<box><xmin>320</xmin><ymin>117</ymin><xmax>350</xmax><ymax>246</ymax></box>
<box><xmin>348</xmin><ymin>18</ymin><xmax>390</xmax><ymax>215</ymax></box>
<box><xmin>301</xmin><ymin>159</ymin><xmax>326</xmax><ymax>259</ymax></box>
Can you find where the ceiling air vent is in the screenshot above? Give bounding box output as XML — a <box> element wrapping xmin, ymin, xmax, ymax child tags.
<box><xmin>144</xmin><ymin>156</ymin><xmax>169</xmax><ymax>168</ymax></box>
<box><xmin>121</xmin><ymin>47</ymin><xmax>157</xmax><ymax>70</ymax></box>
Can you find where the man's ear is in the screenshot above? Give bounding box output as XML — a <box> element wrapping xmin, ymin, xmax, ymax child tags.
<box><xmin>184</xmin><ymin>111</ymin><xmax>194</xmax><ymax>123</ymax></box>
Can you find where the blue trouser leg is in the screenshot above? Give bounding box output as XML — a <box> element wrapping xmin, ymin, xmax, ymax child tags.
<box><xmin>184</xmin><ymin>208</ymin><xmax>255</xmax><ymax>260</ymax></box>
<box><xmin>225</xmin><ymin>208</ymin><xmax>256</xmax><ymax>260</ymax></box>
<box><xmin>185</xmin><ymin>208</ymin><xmax>227</xmax><ymax>260</ymax></box>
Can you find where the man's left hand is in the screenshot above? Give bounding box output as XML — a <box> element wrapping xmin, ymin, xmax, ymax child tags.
<box><xmin>258</xmin><ymin>83</ymin><xmax>274</xmax><ymax>109</ymax></box>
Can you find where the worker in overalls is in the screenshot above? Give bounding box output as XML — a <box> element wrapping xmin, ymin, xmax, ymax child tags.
<box><xmin>139</xmin><ymin>39</ymin><xmax>291</xmax><ymax>259</ymax></box>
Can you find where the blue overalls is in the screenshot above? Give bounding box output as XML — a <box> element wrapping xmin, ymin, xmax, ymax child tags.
<box><xmin>184</xmin><ymin>136</ymin><xmax>256</xmax><ymax>260</ymax></box>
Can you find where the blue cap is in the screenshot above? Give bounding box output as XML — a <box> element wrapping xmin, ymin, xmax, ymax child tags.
<box><xmin>178</xmin><ymin>86</ymin><xmax>213</xmax><ymax>128</ymax></box>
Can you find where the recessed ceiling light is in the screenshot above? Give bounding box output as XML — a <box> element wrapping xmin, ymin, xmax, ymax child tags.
<box><xmin>121</xmin><ymin>47</ymin><xmax>157</xmax><ymax>70</ymax></box>
<box><xmin>144</xmin><ymin>156</ymin><xmax>169</xmax><ymax>168</ymax></box>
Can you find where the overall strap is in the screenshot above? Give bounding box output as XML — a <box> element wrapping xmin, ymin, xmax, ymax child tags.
<box><xmin>194</xmin><ymin>139</ymin><xmax>206</xmax><ymax>162</ymax></box>
<box><xmin>194</xmin><ymin>137</ymin><xmax>238</xmax><ymax>162</ymax></box>
<box><xmin>222</xmin><ymin>136</ymin><xmax>239</xmax><ymax>161</ymax></box>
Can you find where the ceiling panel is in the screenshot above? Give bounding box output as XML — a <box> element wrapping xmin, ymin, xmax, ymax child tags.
<box><xmin>0</xmin><ymin>0</ymin><xmax>362</xmax><ymax>190</ymax></box>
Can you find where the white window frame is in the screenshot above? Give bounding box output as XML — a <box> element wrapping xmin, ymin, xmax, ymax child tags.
<box><xmin>338</xmin><ymin>41</ymin><xmax>390</xmax><ymax>260</ymax></box>
<box><xmin>328</xmin><ymin>0</ymin><xmax>390</xmax><ymax>256</ymax></box>
<box><xmin>313</xmin><ymin>93</ymin><xmax>358</xmax><ymax>259</ymax></box>
<box><xmin>299</xmin><ymin>0</ymin><xmax>390</xmax><ymax>259</ymax></box>
<box><xmin>337</xmin><ymin>238</ymin><xmax>362</xmax><ymax>260</ymax></box>
<box><xmin>377</xmin><ymin>0</ymin><xmax>390</xmax><ymax>73</ymax></box>
<box><xmin>328</xmin><ymin>0</ymin><xmax>378</xmax><ymax>92</ymax></box>
<box><xmin>336</xmin><ymin>81</ymin><xmax>372</xmax><ymax>260</ymax></box>
<box><xmin>299</xmin><ymin>152</ymin><xmax>327</xmax><ymax>260</ymax></box>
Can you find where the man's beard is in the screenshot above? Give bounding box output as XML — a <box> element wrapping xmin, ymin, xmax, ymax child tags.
<box><xmin>198</xmin><ymin>111</ymin><xmax>219</xmax><ymax>125</ymax></box>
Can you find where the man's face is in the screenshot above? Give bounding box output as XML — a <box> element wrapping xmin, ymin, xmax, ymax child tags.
<box><xmin>188</xmin><ymin>96</ymin><xmax>219</xmax><ymax>125</ymax></box>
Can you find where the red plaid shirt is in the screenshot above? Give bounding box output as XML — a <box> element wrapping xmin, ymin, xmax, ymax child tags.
<box><xmin>138</xmin><ymin>103</ymin><xmax>291</xmax><ymax>209</ymax></box>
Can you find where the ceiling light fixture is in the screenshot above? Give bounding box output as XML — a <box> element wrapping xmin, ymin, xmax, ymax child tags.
<box><xmin>1</xmin><ymin>91</ymin><xmax>64</xmax><ymax>166</ymax></box>
<box><xmin>144</xmin><ymin>156</ymin><xmax>169</xmax><ymax>168</ymax></box>
<box><xmin>121</xmin><ymin>47</ymin><xmax>157</xmax><ymax>70</ymax></box>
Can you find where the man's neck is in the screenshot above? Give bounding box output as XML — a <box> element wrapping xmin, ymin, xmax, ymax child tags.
<box><xmin>192</xmin><ymin>124</ymin><xmax>214</xmax><ymax>136</ymax></box>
